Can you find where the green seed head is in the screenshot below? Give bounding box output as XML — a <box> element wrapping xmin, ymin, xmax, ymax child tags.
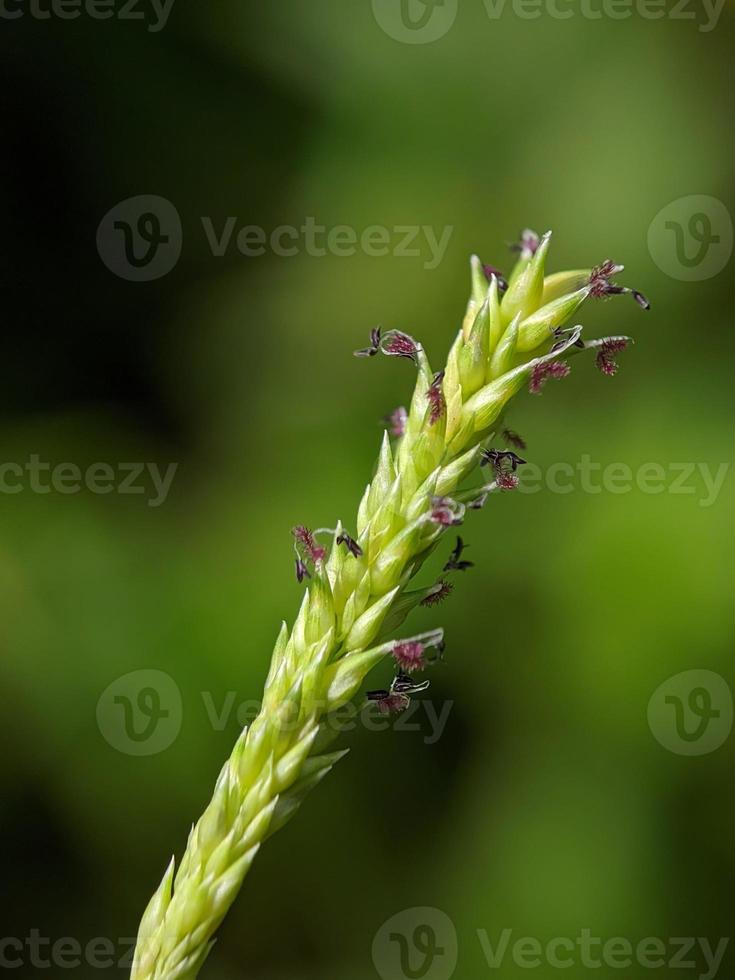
<box><xmin>131</xmin><ymin>229</ymin><xmax>648</xmax><ymax>980</ymax></box>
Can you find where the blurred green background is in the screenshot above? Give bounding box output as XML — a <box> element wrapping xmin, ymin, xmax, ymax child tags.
<box><xmin>1</xmin><ymin>1</ymin><xmax>734</xmax><ymax>977</ymax></box>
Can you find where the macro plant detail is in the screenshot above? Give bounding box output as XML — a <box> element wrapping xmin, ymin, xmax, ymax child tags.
<box><xmin>130</xmin><ymin>229</ymin><xmax>647</xmax><ymax>980</ymax></box>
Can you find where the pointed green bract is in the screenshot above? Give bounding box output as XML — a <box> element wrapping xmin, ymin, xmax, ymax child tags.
<box><xmin>505</xmin><ymin>228</ymin><xmax>539</xmax><ymax>292</ymax></box>
<box><xmin>458</xmin><ymin>297</ymin><xmax>491</xmax><ymax>397</ymax></box>
<box><xmin>516</xmin><ymin>287</ymin><xmax>589</xmax><ymax>352</ymax></box>
<box><xmin>488</xmin><ymin>312</ymin><xmax>520</xmax><ymax>379</ymax></box>
<box><xmin>501</xmin><ymin>230</ymin><xmax>551</xmax><ymax>324</ymax></box>
<box><xmin>462</xmin><ymin>254</ymin><xmax>488</xmax><ymax>339</ymax></box>
<box><xmin>541</xmin><ymin>268</ymin><xmax>590</xmax><ymax>305</ymax></box>
<box><xmin>486</xmin><ymin>274</ymin><xmax>504</xmax><ymax>357</ymax></box>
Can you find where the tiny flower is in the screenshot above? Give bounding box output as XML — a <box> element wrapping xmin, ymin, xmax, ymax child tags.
<box><xmin>295</xmin><ymin>558</ymin><xmax>310</xmax><ymax>583</ymax></box>
<box><xmin>367</xmin><ymin>673</ymin><xmax>430</xmax><ymax>714</ymax></box>
<box><xmin>354</xmin><ymin>327</ymin><xmax>382</xmax><ymax>357</ymax></box>
<box><xmin>496</xmin><ymin>471</ymin><xmax>519</xmax><ymax>490</ymax></box>
<box><xmin>336</xmin><ymin>531</ymin><xmax>363</xmax><ymax>558</ymax></box>
<box><xmin>476</xmin><ymin>447</ymin><xmax>529</xmax><ymax>501</ymax></box>
<box><xmin>443</xmin><ymin>535</ymin><xmax>474</xmax><ymax>572</ymax></box>
<box><xmin>392</xmin><ymin>640</ymin><xmax>427</xmax><ymax>672</ymax></box>
<box><xmin>480</xmin><ymin>449</ymin><xmax>525</xmax><ymax>492</ymax></box>
<box><xmin>366</xmin><ymin>690</ymin><xmax>409</xmax><ymax>714</ymax></box>
<box><xmin>595</xmin><ymin>337</ymin><xmax>629</xmax><ymax>377</ymax></box>
<box><xmin>429</xmin><ymin>496</ymin><xmax>464</xmax><ymax>526</ymax></box>
<box><xmin>427</xmin><ymin>371</ymin><xmax>446</xmax><ymax>425</ymax></box>
<box><xmin>529</xmin><ymin>360</ymin><xmax>570</xmax><ymax>394</ymax></box>
<box><xmin>510</xmin><ymin>228</ymin><xmax>540</xmax><ymax>257</ymax></box>
<box><xmin>482</xmin><ymin>263</ymin><xmax>508</xmax><ymax>292</ymax></box>
<box><xmin>597</xmin><ymin>356</ymin><xmax>617</xmax><ymax>377</ymax></box>
<box><xmin>421</xmin><ymin>580</ymin><xmax>454</xmax><ymax>606</ymax></box>
<box><xmin>502</xmin><ymin>429</ymin><xmax>527</xmax><ymax>451</ymax></box>
<box><xmin>588</xmin><ymin>260</ymin><xmax>650</xmax><ymax>310</ymax></box>
<box><xmin>292</xmin><ymin>525</ymin><xmax>326</xmax><ymax>564</ymax></box>
<box><xmin>386</xmin><ymin>406</ymin><xmax>408</xmax><ymax>438</ymax></box>
<box><xmin>380</xmin><ymin>330</ymin><xmax>419</xmax><ymax>362</ymax></box>
<box><xmin>588</xmin><ymin>259</ymin><xmax>624</xmax><ymax>296</ymax></box>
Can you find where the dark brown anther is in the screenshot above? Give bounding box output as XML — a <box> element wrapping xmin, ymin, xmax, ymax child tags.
<box><xmin>336</xmin><ymin>531</ymin><xmax>363</xmax><ymax>558</ymax></box>
<box><xmin>480</xmin><ymin>449</ymin><xmax>526</xmax><ymax>471</ymax></box>
<box><xmin>588</xmin><ymin>261</ymin><xmax>649</xmax><ymax>311</ymax></box>
<box><xmin>443</xmin><ymin>536</ymin><xmax>474</xmax><ymax>572</ymax></box>
<box><xmin>354</xmin><ymin>327</ymin><xmax>382</xmax><ymax>357</ymax></box>
<box><xmin>367</xmin><ymin>672</ymin><xmax>429</xmax><ymax>714</ymax></box>
<box><xmin>552</xmin><ymin>327</ymin><xmax>585</xmax><ymax>353</ymax></box>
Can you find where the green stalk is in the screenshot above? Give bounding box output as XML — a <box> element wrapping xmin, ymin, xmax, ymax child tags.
<box><xmin>130</xmin><ymin>232</ymin><xmax>647</xmax><ymax>979</ymax></box>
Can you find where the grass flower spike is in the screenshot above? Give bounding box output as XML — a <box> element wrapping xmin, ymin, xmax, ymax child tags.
<box><xmin>130</xmin><ymin>229</ymin><xmax>647</xmax><ymax>980</ymax></box>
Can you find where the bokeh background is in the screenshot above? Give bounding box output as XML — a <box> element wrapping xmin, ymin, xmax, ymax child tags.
<box><xmin>1</xmin><ymin>1</ymin><xmax>734</xmax><ymax>977</ymax></box>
